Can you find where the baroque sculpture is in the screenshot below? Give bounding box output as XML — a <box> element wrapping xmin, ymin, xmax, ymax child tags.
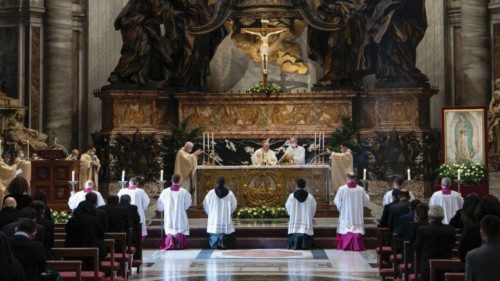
<box><xmin>488</xmin><ymin>79</ymin><xmax>500</xmax><ymax>155</ymax></box>
<box><xmin>3</xmin><ymin>109</ymin><xmax>48</xmax><ymax>150</ymax></box>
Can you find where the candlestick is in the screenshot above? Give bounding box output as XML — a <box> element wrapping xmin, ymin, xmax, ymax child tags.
<box><xmin>314</xmin><ymin>132</ymin><xmax>317</xmax><ymax>150</ymax></box>
<box><xmin>203</xmin><ymin>132</ymin><xmax>205</xmax><ymax>151</ymax></box>
<box><xmin>212</xmin><ymin>133</ymin><xmax>214</xmax><ymax>151</ymax></box>
<box><xmin>71</xmin><ymin>170</ymin><xmax>75</xmax><ymax>182</ymax></box>
<box><xmin>121</xmin><ymin>170</ymin><xmax>125</xmax><ymax>182</ymax></box>
<box><xmin>363</xmin><ymin>169</ymin><xmax>367</xmax><ymax>181</ymax></box>
<box><xmin>457</xmin><ymin>169</ymin><xmax>461</xmax><ymax>181</ymax></box>
<box><xmin>27</xmin><ymin>141</ymin><xmax>30</xmax><ymax>158</ymax></box>
<box><xmin>407</xmin><ymin>168</ymin><xmax>411</xmax><ymax>181</ymax></box>
<box><xmin>322</xmin><ymin>132</ymin><xmax>325</xmax><ymax>149</ymax></box>
<box><xmin>160</xmin><ymin>169</ymin><xmax>164</xmax><ymax>181</ymax></box>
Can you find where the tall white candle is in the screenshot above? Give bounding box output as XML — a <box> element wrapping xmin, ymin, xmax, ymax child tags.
<box><xmin>457</xmin><ymin>169</ymin><xmax>461</xmax><ymax>181</ymax></box>
<box><xmin>363</xmin><ymin>169</ymin><xmax>367</xmax><ymax>181</ymax></box>
<box><xmin>71</xmin><ymin>170</ymin><xmax>75</xmax><ymax>182</ymax></box>
<box><xmin>203</xmin><ymin>133</ymin><xmax>205</xmax><ymax>151</ymax></box>
<box><xmin>160</xmin><ymin>169</ymin><xmax>164</xmax><ymax>181</ymax></box>
<box><xmin>121</xmin><ymin>170</ymin><xmax>125</xmax><ymax>181</ymax></box>
<box><xmin>407</xmin><ymin>169</ymin><xmax>411</xmax><ymax>181</ymax></box>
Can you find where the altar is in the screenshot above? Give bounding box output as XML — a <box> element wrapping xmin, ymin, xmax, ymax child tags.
<box><xmin>194</xmin><ymin>165</ymin><xmax>331</xmax><ymax>208</ymax></box>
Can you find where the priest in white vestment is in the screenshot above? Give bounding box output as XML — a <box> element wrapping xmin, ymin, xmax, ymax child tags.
<box><xmin>334</xmin><ymin>172</ymin><xmax>370</xmax><ymax>251</ymax></box>
<box><xmin>285</xmin><ymin>178</ymin><xmax>317</xmax><ymax>249</ymax></box>
<box><xmin>429</xmin><ymin>177</ymin><xmax>464</xmax><ymax>224</ymax></box>
<box><xmin>203</xmin><ymin>177</ymin><xmax>237</xmax><ymax>249</ymax></box>
<box><xmin>79</xmin><ymin>148</ymin><xmax>100</xmax><ymax>189</ymax></box>
<box><xmin>174</xmin><ymin>142</ymin><xmax>203</xmax><ymax>192</ymax></box>
<box><xmin>282</xmin><ymin>138</ymin><xmax>306</xmax><ymax>165</ymax></box>
<box><xmin>251</xmin><ymin>140</ymin><xmax>277</xmax><ymax>166</ymax></box>
<box><xmin>117</xmin><ymin>177</ymin><xmax>151</xmax><ymax>238</ymax></box>
<box><xmin>330</xmin><ymin>144</ymin><xmax>353</xmax><ymax>194</ymax></box>
<box><xmin>382</xmin><ymin>175</ymin><xmax>415</xmax><ymax>206</ymax></box>
<box><xmin>68</xmin><ymin>180</ymin><xmax>105</xmax><ymax>210</ymax></box>
<box><xmin>157</xmin><ymin>174</ymin><xmax>192</xmax><ymax>250</ymax></box>
<box><xmin>14</xmin><ymin>150</ymin><xmax>31</xmax><ymax>188</ymax></box>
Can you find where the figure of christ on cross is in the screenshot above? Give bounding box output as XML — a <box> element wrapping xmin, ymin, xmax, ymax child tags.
<box><xmin>241</xmin><ymin>19</ymin><xmax>287</xmax><ymax>87</ymax></box>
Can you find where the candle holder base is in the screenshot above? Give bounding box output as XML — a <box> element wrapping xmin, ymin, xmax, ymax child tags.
<box><xmin>360</xmin><ymin>179</ymin><xmax>368</xmax><ymax>191</ymax></box>
<box><xmin>156</xmin><ymin>180</ymin><xmax>167</xmax><ymax>194</ymax></box>
<box><xmin>68</xmin><ymin>181</ymin><xmax>78</xmax><ymax>193</ymax></box>
<box><xmin>118</xmin><ymin>180</ymin><xmax>128</xmax><ymax>189</ymax></box>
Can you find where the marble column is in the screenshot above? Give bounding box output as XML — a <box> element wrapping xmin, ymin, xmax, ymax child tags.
<box><xmin>461</xmin><ymin>0</ymin><xmax>491</xmax><ymax>106</ymax></box>
<box><xmin>43</xmin><ymin>0</ymin><xmax>73</xmax><ymax>148</ymax></box>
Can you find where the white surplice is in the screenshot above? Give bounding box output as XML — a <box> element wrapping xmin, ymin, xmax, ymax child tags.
<box><xmin>382</xmin><ymin>189</ymin><xmax>416</xmax><ymax>206</ymax></box>
<box><xmin>285</xmin><ymin>192</ymin><xmax>317</xmax><ymax>235</ymax></box>
<box><xmin>429</xmin><ymin>190</ymin><xmax>464</xmax><ymax>224</ymax></box>
<box><xmin>203</xmin><ymin>189</ymin><xmax>237</xmax><ymax>234</ymax></box>
<box><xmin>68</xmin><ymin>190</ymin><xmax>105</xmax><ymax>210</ymax></box>
<box><xmin>157</xmin><ymin>187</ymin><xmax>192</xmax><ymax>235</ymax></box>
<box><xmin>251</xmin><ymin>148</ymin><xmax>277</xmax><ymax>166</ymax></box>
<box><xmin>284</xmin><ymin>146</ymin><xmax>306</xmax><ymax>165</ymax></box>
<box><xmin>334</xmin><ymin>184</ymin><xmax>370</xmax><ymax>235</ymax></box>
<box><xmin>117</xmin><ymin>187</ymin><xmax>151</xmax><ymax>236</ymax></box>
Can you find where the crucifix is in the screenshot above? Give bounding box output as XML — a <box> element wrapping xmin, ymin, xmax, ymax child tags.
<box><xmin>241</xmin><ymin>18</ymin><xmax>288</xmax><ymax>87</ymax></box>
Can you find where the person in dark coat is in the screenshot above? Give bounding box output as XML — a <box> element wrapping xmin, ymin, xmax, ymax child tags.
<box><xmin>388</xmin><ymin>189</ymin><xmax>411</xmax><ymax>232</ymax></box>
<box><xmin>465</xmin><ymin>215</ymin><xmax>500</xmax><ymax>281</ymax></box>
<box><xmin>0</xmin><ymin>197</ymin><xmax>20</xmax><ymax>230</ymax></box>
<box><xmin>0</xmin><ymin>231</ymin><xmax>26</xmax><ymax>281</ymax></box>
<box><xmin>405</xmin><ymin>203</ymin><xmax>429</xmax><ymax>247</ymax></box>
<box><xmin>395</xmin><ymin>199</ymin><xmax>421</xmax><ymax>236</ymax></box>
<box><xmin>414</xmin><ymin>205</ymin><xmax>456</xmax><ymax>281</ymax></box>
<box><xmin>119</xmin><ymin>194</ymin><xmax>141</xmax><ymax>250</ymax></box>
<box><xmin>4</xmin><ymin>176</ymin><xmax>32</xmax><ymax>211</ymax></box>
<box><xmin>379</xmin><ymin>188</ymin><xmax>400</xmax><ymax>227</ymax></box>
<box><xmin>97</xmin><ymin>195</ymin><xmax>130</xmax><ymax>233</ymax></box>
<box><xmin>65</xmin><ymin>200</ymin><xmax>105</xmax><ymax>269</ymax></box>
<box><xmin>33</xmin><ymin>190</ymin><xmax>53</xmax><ymax>223</ymax></box>
<box><xmin>2</xmin><ymin>207</ymin><xmax>47</xmax><ymax>248</ymax></box>
<box><xmin>30</xmin><ymin>200</ymin><xmax>54</xmax><ymax>253</ymax></box>
<box><xmin>459</xmin><ymin>195</ymin><xmax>500</xmax><ymax>262</ymax></box>
<box><xmin>85</xmin><ymin>192</ymin><xmax>108</xmax><ymax>232</ymax></box>
<box><xmin>9</xmin><ymin>218</ymin><xmax>46</xmax><ymax>281</ymax></box>
<box><xmin>449</xmin><ymin>193</ymin><xmax>479</xmax><ymax>230</ymax></box>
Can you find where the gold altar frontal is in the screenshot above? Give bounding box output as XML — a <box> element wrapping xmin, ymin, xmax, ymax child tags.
<box><xmin>194</xmin><ymin>165</ymin><xmax>331</xmax><ymax>208</ymax></box>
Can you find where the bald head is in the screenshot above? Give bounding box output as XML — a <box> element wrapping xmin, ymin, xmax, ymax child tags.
<box><xmin>4</xmin><ymin>197</ymin><xmax>17</xmax><ymax>208</ymax></box>
<box><xmin>184</xmin><ymin>142</ymin><xmax>194</xmax><ymax>153</ymax></box>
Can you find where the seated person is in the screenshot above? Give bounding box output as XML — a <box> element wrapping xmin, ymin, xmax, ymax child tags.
<box><xmin>119</xmin><ymin>194</ymin><xmax>141</xmax><ymax>251</ymax></box>
<box><xmin>394</xmin><ymin>199</ymin><xmax>421</xmax><ymax>236</ymax></box>
<box><xmin>285</xmin><ymin>179</ymin><xmax>317</xmax><ymax>250</ymax></box>
<box><xmin>203</xmin><ymin>177</ymin><xmax>237</xmax><ymax>249</ymax></box>
<box><xmin>0</xmin><ymin>197</ymin><xmax>20</xmax><ymax>229</ymax></box>
<box><xmin>4</xmin><ymin>176</ymin><xmax>32</xmax><ymax>211</ymax></box>
<box><xmin>97</xmin><ymin>195</ymin><xmax>129</xmax><ymax>233</ymax></box>
<box><xmin>0</xmin><ymin>231</ymin><xmax>26</xmax><ymax>281</ymax></box>
<box><xmin>2</xmin><ymin>207</ymin><xmax>47</xmax><ymax>249</ymax></box>
<box><xmin>379</xmin><ymin>189</ymin><xmax>400</xmax><ymax>227</ymax></box>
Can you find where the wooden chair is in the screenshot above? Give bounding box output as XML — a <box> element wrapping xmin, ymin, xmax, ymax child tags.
<box><xmin>376</xmin><ymin>227</ymin><xmax>395</xmax><ymax>280</ymax></box>
<box><xmin>104</xmin><ymin>233</ymin><xmax>130</xmax><ymax>280</ymax></box>
<box><xmin>445</xmin><ymin>273</ymin><xmax>465</xmax><ymax>281</ymax></box>
<box><xmin>45</xmin><ymin>260</ymin><xmax>82</xmax><ymax>281</ymax></box>
<box><xmin>51</xmin><ymin>247</ymin><xmax>106</xmax><ymax>281</ymax></box>
<box><xmin>429</xmin><ymin>259</ymin><xmax>464</xmax><ymax>281</ymax></box>
<box><xmin>100</xmin><ymin>239</ymin><xmax>123</xmax><ymax>281</ymax></box>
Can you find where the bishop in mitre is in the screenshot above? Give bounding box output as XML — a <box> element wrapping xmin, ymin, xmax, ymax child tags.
<box><xmin>14</xmin><ymin>150</ymin><xmax>31</xmax><ymax>187</ymax></box>
<box><xmin>282</xmin><ymin>137</ymin><xmax>305</xmax><ymax>165</ymax></box>
<box><xmin>174</xmin><ymin>142</ymin><xmax>203</xmax><ymax>192</ymax></box>
<box><xmin>331</xmin><ymin>143</ymin><xmax>353</xmax><ymax>194</ymax></box>
<box><xmin>251</xmin><ymin>140</ymin><xmax>277</xmax><ymax>166</ymax></box>
<box><xmin>0</xmin><ymin>157</ymin><xmax>18</xmax><ymax>208</ymax></box>
<box><xmin>80</xmin><ymin>147</ymin><xmax>100</xmax><ymax>189</ymax></box>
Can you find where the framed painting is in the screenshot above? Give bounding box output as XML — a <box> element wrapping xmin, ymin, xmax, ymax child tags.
<box><xmin>442</xmin><ymin>107</ymin><xmax>487</xmax><ymax>165</ymax></box>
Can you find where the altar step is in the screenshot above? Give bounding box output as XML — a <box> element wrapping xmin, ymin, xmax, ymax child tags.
<box><xmin>143</xmin><ymin>218</ymin><xmax>378</xmax><ymax>250</ymax></box>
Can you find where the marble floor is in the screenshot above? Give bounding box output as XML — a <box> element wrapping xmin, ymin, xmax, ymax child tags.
<box><xmin>132</xmin><ymin>248</ymin><xmax>380</xmax><ymax>281</ymax></box>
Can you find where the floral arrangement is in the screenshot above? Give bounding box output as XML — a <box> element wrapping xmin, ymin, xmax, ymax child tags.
<box><xmin>437</xmin><ymin>163</ymin><xmax>487</xmax><ymax>185</ymax></box>
<box><xmin>246</xmin><ymin>83</ymin><xmax>283</xmax><ymax>94</ymax></box>
<box><xmin>51</xmin><ymin>210</ymin><xmax>72</xmax><ymax>224</ymax></box>
<box><xmin>234</xmin><ymin>206</ymin><xmax>288</xmax><ymax>219</ymax></box>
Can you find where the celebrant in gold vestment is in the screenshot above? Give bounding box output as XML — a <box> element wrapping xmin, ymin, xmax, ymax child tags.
<box><xmin>330</xmin><ymin>143</ymin><xmax>353</xmax><ymax>194</ymax></box>
<box><xmin>251</xmin><ymin>140</ymin><xmax>277</xmax><ymax>166</ymax></box>
<box><xmin>174</xmin><ymin>142</ymin><xmax>203</xmax><ymax>191</ymax></box>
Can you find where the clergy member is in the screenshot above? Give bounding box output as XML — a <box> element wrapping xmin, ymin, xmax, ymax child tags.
<box><xmin>68</xmin><ymin>180</ymin><xmax>105</xmax><ymax>210</ymax></box>
<box><xmin>79</xmin><ymin>148</ymin><xmax>100</xmax><ymax>189</ymax></box>
<box><xmin>282</xmin><ymin>137</ymin><xmax>306</xmax><ymax>165</ymax></box>
<box><xmin>251</xmin><ymin>140</ymin><xmax>277</xmax><ymax>166</ymax></box>
<box><xmin>0</xmin><ymin>157</ymin><xmax>18</xmax><ymax>208</ymax></box>
<box><xmin>157</xmin><ymin>174</ymin><xmax>192</xmax><ymax>250</ymax></box>
<box><xmin>14</xmin><ymin>150</ymin><xmax>31</xmax><ymax>186</ymax></box>
<box><xmin>334</xmin><ymin>172</ymin><xmax>370</xmax><ymax>251</ymax></box>
<box><xmin>66</xmin><ymin>149</ymin><xmax>80</xmax><ymax>161</ymax></box>
<box><xmin>382</xmin><ymin>175</ymin><xmax>415</xmax><ymax>206</ymax></box>
<box><xmin>174</xmin><ymin>142</ymin><xmax>203</xmax><ymax>191</ymax></box>
<box><xmin>330</xmin><ymin>144</ymin><xmax>353</xmax><ymax>194</ymax></box>
<box><xmin>429</xmin><ymin>177</ymin><xmax>464</xmax><ymax>224</ymax></box>
<box><xmin>285</xmin><ymin>178</ymin><xmax>316</xmax><ymax>250</ymax></box>
<box><xmin>203</xmin><ymin>177</ymin><xmax>237</xmax><ymax>249</ymax></box>
<box><xmin>117</xmin><ymin>177</ymin><xmax>151</xmax><ymax>239</ymax></box>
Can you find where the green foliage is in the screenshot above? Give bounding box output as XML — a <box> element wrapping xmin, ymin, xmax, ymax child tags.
<box><xmin>234</xmin><ymin>206</ymin><xmax>289</xmax><ymax>219</ymax></box>
<box><xmin>437</xmin><ymin>163</ymin><xmax>487</xmax><ymax>185</ymax></box>
<box><xmin>246</xmin><ymin>83</ymin><xmax>283</xmax><ymax>94</ymax></box>
<box><xmin>329</xmin><ymin>116</ymin><xmax>359</xmax><ymax>151</ymax></box>
<box><xmin>51</xmin><ymin>210</ymin><xmax>72</xmax><ymax>224</ymax></box>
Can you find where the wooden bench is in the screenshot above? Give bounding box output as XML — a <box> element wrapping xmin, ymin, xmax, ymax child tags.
<box><xmin>429</xmin><ymin>259</ymin><xmax>464</xmax><ymax>281</ymax></box>
<box><xmin>51</xmin><ymin>247</ymin><xmax>106</xmax><ymax>281</ymax></box>
<box><xmin>45</xmin><ymin>260</ymin><xmax>82</xmax><ymax>281</ymax></box>
<box><xmin>104</xmin><ymin>233</ymin><xmax>130</xmax><ymax>280</ymax></box>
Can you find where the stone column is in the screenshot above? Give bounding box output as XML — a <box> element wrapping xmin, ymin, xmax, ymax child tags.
<box><xmin>43</xmin><ymin>0</ymin><xmax>73</xmax><ymax>148</ymax></box>
<box><xmin>461</xmin><ymin>0</ymin><xmax>491</xmax><ymax>106</ymax></box>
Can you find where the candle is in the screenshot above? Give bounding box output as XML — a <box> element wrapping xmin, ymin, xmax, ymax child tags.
<box><xmin>458</xmin><ymin>169</ymin><xmax>461</xmax><ymax>181</ymax></box>
<box><xmin>203</xmin><ymin>132</ymin><xmax>205</xmax><ymax>151</ymax></box>
<box><xmin>71</xmin><ymin>170</ymin><xmax>75</xmax><ymax>182</ymax></box>
<box><xmin>160</xmin><ymin>169</ymin><xmax>164</xmax><ymax>181</ymax></box>
<box><xmin>363</xmin><ymin>169</ymin><xmax>367</xmax><ymax>181</ymax></box>
<box><xmin>407</xmin><ymin>169</ymin><xmax>411</xmax><ymax>181</ymax></box>
<box><xmin>121</xmin><ymin>170</ymin><xmax>125</xmax><ymax>182</ymax></box>
<box><xmin>212</xmin><ymin>133</ymin><xmax>214</xmax><ymax>151</ymax></box>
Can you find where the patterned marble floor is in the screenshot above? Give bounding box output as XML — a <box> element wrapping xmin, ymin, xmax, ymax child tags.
<box><xmin>132</xmin><ymin>249</ymin><xmax>380</xmax><ymax>281</ymax></box>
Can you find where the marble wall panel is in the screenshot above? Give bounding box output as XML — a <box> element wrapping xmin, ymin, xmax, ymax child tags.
<box><xmin>30</xmin><ymin>26</ymin><xmax>41</xmax><ymax>130</ymax></box>
<box><xmin>0</xmin><ymin>27</ymin><xmax>19</xmax><ymax>99</ymax></box>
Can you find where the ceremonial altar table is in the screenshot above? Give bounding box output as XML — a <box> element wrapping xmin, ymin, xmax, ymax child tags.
<box><xmin>194</xmin><ymin>165</ymin><xmax>331</xmax><ymax>208</ymax></box>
